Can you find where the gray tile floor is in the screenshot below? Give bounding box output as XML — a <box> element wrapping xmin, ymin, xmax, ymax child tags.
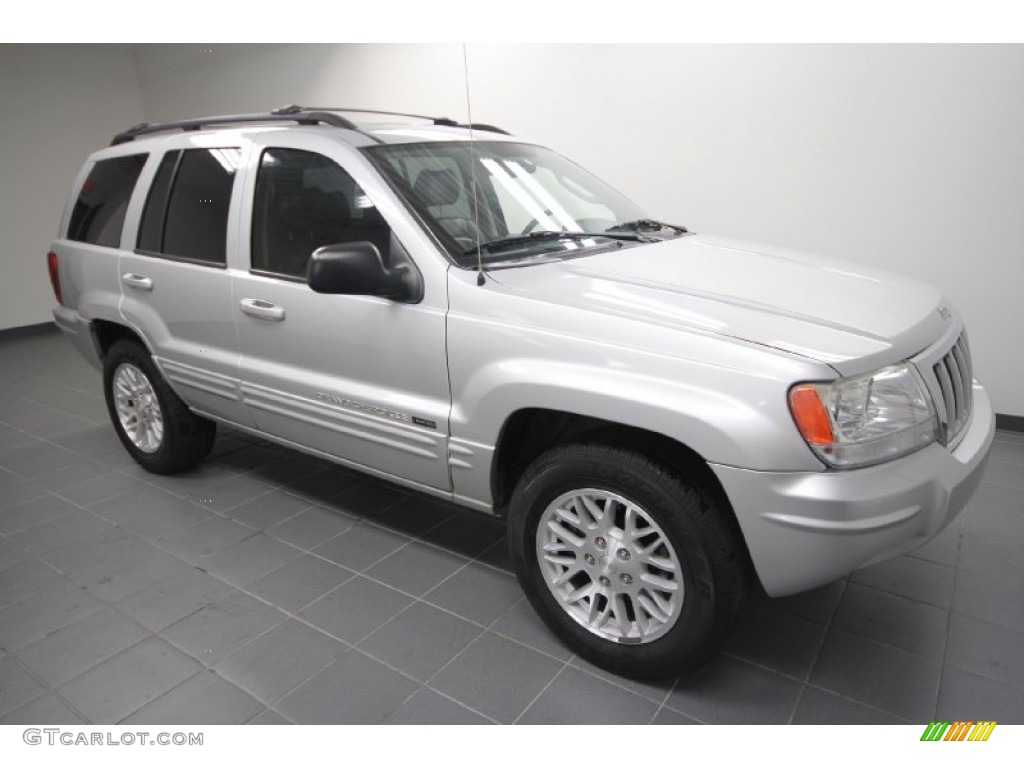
<box><xmin>1</xmin><ymin>328</ymin><xmax>1023</xmax><ymax>725</ymax></box>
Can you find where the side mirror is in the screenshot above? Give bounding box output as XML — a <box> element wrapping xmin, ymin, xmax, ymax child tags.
<box><xmin>307</xmin><ymin>242</ymin><xmax>415</xmax><ymax>301</ymax></box>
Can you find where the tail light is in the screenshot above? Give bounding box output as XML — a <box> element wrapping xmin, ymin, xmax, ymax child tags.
<box><xmin>47</xmin><ymin>251</ymin><xmax>63</xmax><ymax>305</ymax></box>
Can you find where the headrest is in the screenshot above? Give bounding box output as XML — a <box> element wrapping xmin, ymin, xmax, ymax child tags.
<box><xmin>412</xmin><ymin>168</ymin><xmax>461</xmax><ymax>207</ymax></box>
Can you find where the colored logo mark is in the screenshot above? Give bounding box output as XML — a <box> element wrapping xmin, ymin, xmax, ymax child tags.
<box><xmin>920</xmin><ymin>721</ymin><xmax>996</xmax><ymax>742</ymax></box>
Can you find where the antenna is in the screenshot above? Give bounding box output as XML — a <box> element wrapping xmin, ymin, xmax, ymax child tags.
<box><xmin>462</xmin><ymin>44</ymin><xmax>486</xmax><ymax>287</ymax></box>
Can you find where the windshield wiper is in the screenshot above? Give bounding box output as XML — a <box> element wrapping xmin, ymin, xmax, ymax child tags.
<box><xmin>462</xmin><ymin>230</ymin><xmax>647</xmax><ymax>257</ymax></box>
<box><xmin>606</xmin><ymin>219</ymin><xmax>688</xmax><ymax>235</ymax></box>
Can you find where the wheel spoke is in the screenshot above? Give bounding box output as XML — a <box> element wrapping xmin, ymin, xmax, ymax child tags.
<box><xmin>546</xmin><ymin>520</ymin><xmax>585</xmax><ymax>548</ymax></box>
<box><xmin>636</xmin><ymin>533</ymin><xmax>667</xmax><ymax>556</ymax></box>
<box><xmin>645</xmin><ymin>553</ymin><xmax>677</xmax><ymax>572</ymax></box>
<box><xmin>593</xmin><ymin>593</ymin><xmax>615</xmax><ymax>630</ymax></box>
<box><xmin>636</xmin><ymin>590</ymin><xmax>670</xmax><ymax>624</ymax></box>
<box><xmin>610</xmin><ymin>593</ymin><xmax>631</xmax><ymax>638</ymax></box>
<box><xmin>543</xmin><ymin>539</ymin><xmax>576</xmax><ymax>553</ymax></box>
<box><xmin>543</xmin><ymin>553</ymin><xmax>577</xmax><ymax>567</ymax></box>
<box><xmin>576</xmin><ymin>494</ymin><xmax>605</xmax><ymax>528</ymax></box>
<box><xmin>553</xmin><ymin>505</ymin><xmax>581</xmax><ymax>526</ymax></box>
<box><xmin>563</xmin><ymin>580</ymin><xmax>595</xmax><ymax>604</ymax></box>
<box><xmin>640</xmin><ymin>572</ymin><xmax>678</xmax><ymax>592</ymax></box>
<box><xmin>649</xmin><ymin>587</ymin><xmax>674</xmax><ymax>614</ymax></box>
<box><xmin>586</xmin><ymin>592</ymin><xmax>605</xmax><ymax>624</ymax></box>
<box><xmin>622</xmin><ymin>505</ymin><xmax>638</xmax><ymax>540</ymax></box>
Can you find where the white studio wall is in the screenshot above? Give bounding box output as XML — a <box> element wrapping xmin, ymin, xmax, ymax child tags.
<box><xmin>6</xmin><ymin>44</ymin><xmax>1023</xmax><ymax>418</ymax></box>
<box><xmin>0</xmin><ymin>45</ymin><xmax>147</xmax><ymax>331</ymax></box>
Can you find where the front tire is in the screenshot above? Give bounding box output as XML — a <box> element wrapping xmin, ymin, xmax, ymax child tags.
<box><xmin>508</xmin><ymin>443</ymin><xmax>750</xmax><ymax>679</ymax></box>
<box><xmin>103</xmin><ymin>339</ymin><xmax>216</xmax><ymax>474</ymax></box>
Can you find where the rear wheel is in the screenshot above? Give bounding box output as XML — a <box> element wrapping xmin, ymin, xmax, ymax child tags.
<box><xmin>508</xmin><ymin>443</ymin><xmax>750</xmax><ymax>678</ymax></box>
<box><xmin>103</xmin><ymin>339</ymin><xmax>216</xmax><ymax>474</ymax></box>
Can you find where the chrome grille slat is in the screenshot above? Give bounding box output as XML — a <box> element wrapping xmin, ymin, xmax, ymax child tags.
<box><xmin>934</xmin><ymin>361</ymin><xmax>956</xmax><ymax>434</ymax></box>
<box><xmin>930</xmin><ymin>331</ymin><xmax>973</xmax><ymax>444</ymax></box>
<box><xmin>945</xmin><ymin>350</ymin><xmax>964</xmax><ymax>423</ymax></box>
<box><xmin>951</xmin><ymin>340</ymin><xmax>972</xmax><ymax>419</ymax></box>
<box><xmin>960</xmin><ymin>333</ymin><xmax>974</xmax><ymax>374</ymax></box>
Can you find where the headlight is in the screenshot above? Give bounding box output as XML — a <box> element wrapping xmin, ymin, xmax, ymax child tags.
<box><xmin>788</xmin><ymin>363</ymin><xmax>938</xmax><ymax>468</ymax></box>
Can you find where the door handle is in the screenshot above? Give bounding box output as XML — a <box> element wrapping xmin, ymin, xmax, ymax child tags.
<box><xmin>239</xmin><ymin>298</ymin><xmax>286</xmax><ymax>322</ymax></box>
<box><xmin>122</xmin><ymin>273</ymin><xmax>153</xmax><ymax>291</ymax></box>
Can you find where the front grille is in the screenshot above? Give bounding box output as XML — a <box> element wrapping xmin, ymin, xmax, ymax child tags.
<box><xmin>932</xmin><ymin>333</ymin><xmax>973</xmax><ymax>444</ymax></box>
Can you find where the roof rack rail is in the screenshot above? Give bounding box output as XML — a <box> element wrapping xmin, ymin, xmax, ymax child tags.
<box><xmin>110</xmin><ymin>106</ymin><xmax>512</xmax><ymax>147</ymax></box>
<box><xmin>462</xmin><ymin>123</ymin><xmax>511</xmax><ymax>135</ymax></box>
<box><xmin>277</xmin><ymin>105</ymin><xmax>511</xmax><ymax>135</ymax></box>
<box><xmin>109</xmin><ymin>110</ymin><xmax>361</xmax><ymax>146</ymax></box>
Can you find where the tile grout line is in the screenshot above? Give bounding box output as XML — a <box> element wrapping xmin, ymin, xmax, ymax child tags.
<box><xmin>647</xmin><ymin>671</ymin><xmax>684</xmax><ymax>725</ymax></box>
<box><xmin>787</xmin><ymin>577</ymin><xmax>851</xmax><ymax>725</ymax></box>
<box><xmin>933</xmin><ymin>521</ymin><xmax>967</xmax><ymax>720</ymax></box>
<box><xmin>414</xmin><ymin>578</ymin><xmax>546</xmax><ymax>723</ymax></box>
<box><xmin>0</xmin><ymin>659</ymin><xmax>94</xmax><ymax>724</ymax></box>
<box><xmin>8</xmin><ymin>630</ymin><xmax>164</xmax><ymax>725</ymax></box>
<box><xmin>511</xmin><ymin>660</ymin><xmax>573</xmax><ymax>724</ymax></box>
<box><xmin>124</xmin><ymin>492</ymin><xmax>509</xmax><ymax>723</ymax></box>
<box><xmin>179</xmin><ymin>487</ymin><xmax>466</xmax><ymax>696</ymax></box>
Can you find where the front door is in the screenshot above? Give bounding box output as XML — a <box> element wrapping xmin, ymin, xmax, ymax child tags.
<box><xmin>232</xmin><ymin>141</ymin><xmax>451</xmax><ymax>491</ymax></box>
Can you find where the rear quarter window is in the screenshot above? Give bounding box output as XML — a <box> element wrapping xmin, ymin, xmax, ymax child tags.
<box><xmin>67</xmin><ymin>155</ymin><xmax>147</xmax><ymax>247</ymax></box>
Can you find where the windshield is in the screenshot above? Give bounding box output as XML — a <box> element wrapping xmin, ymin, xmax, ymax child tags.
<box><xmin>365</xmin><ymin>141</ymin><xmax>657</xmax><ymax>267</ymax></box>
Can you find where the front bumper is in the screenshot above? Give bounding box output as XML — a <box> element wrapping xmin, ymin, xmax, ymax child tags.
<box><xmin>712</xmin><ymin>381</ymin><xmax>995</xmax><ymax>597</ymax></box>
<box><xmin>52</xmin><ymin>306</ymin><xmax>102</xmax><ymax>371</ymax></box>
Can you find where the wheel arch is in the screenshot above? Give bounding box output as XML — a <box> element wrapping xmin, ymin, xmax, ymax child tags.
<box><xmin>91</xmin><ymin>318</ymin><xmax>152</xmax><ymax>360</ymax></box>
<box><xmin>491</xmin><ymin>408</ymin><xmax>735</xmax><ymax>524</ymax></box>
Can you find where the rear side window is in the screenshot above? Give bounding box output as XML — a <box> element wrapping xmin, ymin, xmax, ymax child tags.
<box><xmin>137</xmin><ymin>152</ymin><xmax>178</xmax><ymax>253</ymax></box>
<box><xmin>137</xmin><ymin>147</ymin><xmax>240</xmax><ymax>266</ymax></box>
<box><xmin>67</xmin><ymin>155</ymin><xmax>147</xmax><ymax>247</ymax></box>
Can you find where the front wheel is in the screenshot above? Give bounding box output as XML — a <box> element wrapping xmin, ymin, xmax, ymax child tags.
<box><xmin>508</xmin><ymin>443</ymin><xmax>750</xmax><ymax>679</ymax></box>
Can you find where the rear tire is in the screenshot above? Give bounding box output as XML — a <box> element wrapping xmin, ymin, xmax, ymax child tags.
<box><xmin>508</xmin><ymin>443</ymin><xmax>750</xmax><ymax>679</ymax></box>
<box><xmin>103</xmin><ymin>339</ymin><xmax>215</xmax><ymax>474</ymax></box>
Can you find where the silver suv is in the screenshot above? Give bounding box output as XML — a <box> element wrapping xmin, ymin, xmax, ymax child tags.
<box><xmin>48</xmin><ymin>107</ymin><xmax>995</xmax><ymax>678</ymax></box>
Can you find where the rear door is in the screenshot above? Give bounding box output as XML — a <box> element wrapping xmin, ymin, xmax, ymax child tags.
<box><xmin>118</xmin><ymin>138</ymin><xmax>253</xmax><ymax>426</ymax></box>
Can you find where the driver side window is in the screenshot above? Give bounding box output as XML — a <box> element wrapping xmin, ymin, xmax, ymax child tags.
<box><xmin>251</xmin><ymin>148</ymin><xmax>391</xmax><ymax>279</ymax></box>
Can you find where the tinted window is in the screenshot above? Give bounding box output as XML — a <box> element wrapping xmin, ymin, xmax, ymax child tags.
<box><xmin>68</xmin><ymin>155</ymin><xmax>147</xmax><ymax>247</ymax></box>
<box><xmin>137</xmin><ymin>151</ymin><xmax>179</xmax><ymax>253</ymax></box>
<box><xmin>369</xmin><ymin>141</ymin><xmax>648</xmax><ymax>266</ymax></box>
<box><xmin>252</xmin><ymin>148</ymin><xmax>390</xmax><ymax>278</ymax></box>
<box><xmin>161</xmin><ymin>148</ymin><xmax>240</xmax><ymax>265</ymax></box>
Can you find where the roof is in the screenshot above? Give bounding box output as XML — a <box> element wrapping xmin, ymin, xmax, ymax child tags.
<box><xmin>109</xmin><ymin>106</ymin><xmax>514</xmax><ymax>148</ymax></box>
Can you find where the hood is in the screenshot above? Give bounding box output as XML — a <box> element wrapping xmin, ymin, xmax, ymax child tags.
<box><xmin>486</xmin><ymin>233</ymin><xmax>952</xmax><ymax>376</ymax></box>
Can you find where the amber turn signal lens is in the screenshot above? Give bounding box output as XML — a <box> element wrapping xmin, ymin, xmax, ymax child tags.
<box><xmin>789</xmin><ymin>385</ymin><xmax>834</xmax><ymax>445</ymax></box>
